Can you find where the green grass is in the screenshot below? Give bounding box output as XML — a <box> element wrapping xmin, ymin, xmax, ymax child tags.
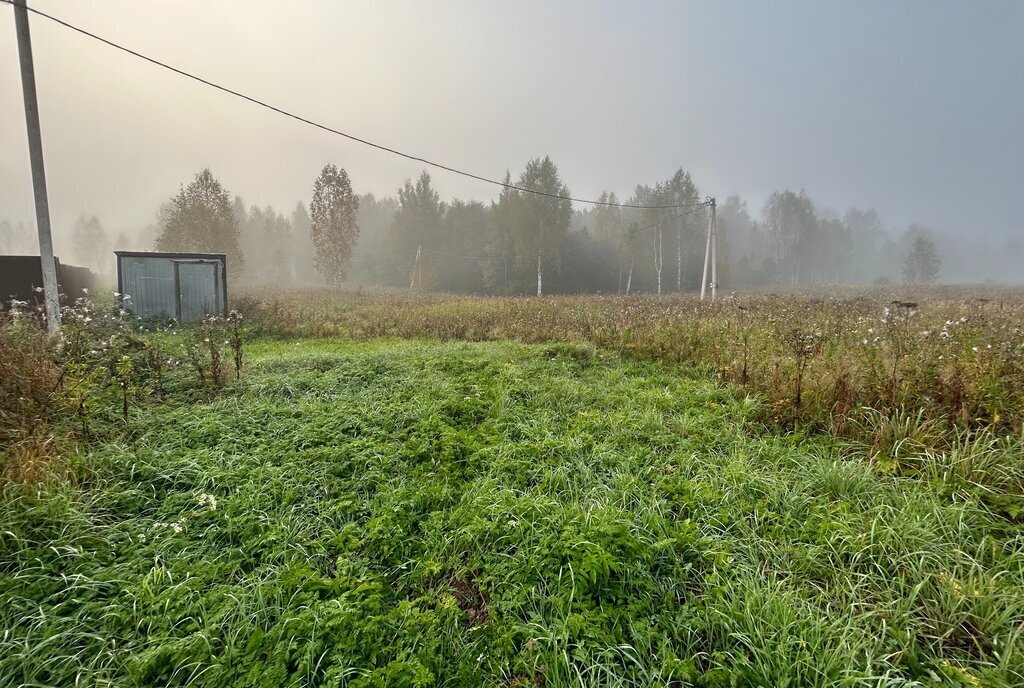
<box><xmin>2</xmin><ymin>338</ymin><xmax>1022</xmax><ymax>687</ymax></box>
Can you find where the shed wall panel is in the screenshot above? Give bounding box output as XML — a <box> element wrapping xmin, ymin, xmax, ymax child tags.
<box><xmin>176</xmin><ymin>262</ymin><xmax>219</xmax><ymax>323</ymax></box>
<box><xmin>119</xmin><ymin>255</ymin><xmax>176</xmax><ymax>319</ymax></box>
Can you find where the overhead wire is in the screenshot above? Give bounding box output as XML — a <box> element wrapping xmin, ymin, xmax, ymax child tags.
<box><xmin>5</xmin><ymin>0</ymin><xmax>708</xmax><ymax>210</ymax></box>
<box><xmin>590</xmin><ymin>201</ymin><xmax>712</xmax><ymax>244</ymax></box>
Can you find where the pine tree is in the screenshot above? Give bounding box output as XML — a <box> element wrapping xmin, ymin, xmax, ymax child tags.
<box><xmin>310</xmin><ymin>164</ymin><xmax>360</xmax><ymax>288</ymax></box>
<box><xmin>482</xmin><ymin>172</ymin><xmax>517</xmax><ymax>294</ymax></box>
<box><xmin>902</xmin><ymin>231</ymin><xmax>941</xmax><ymax>283</ymax></box>
<box><xmin>290</xmin><ymin>202</ymin><xmax>315</xmax><ymax>283</ymax></box>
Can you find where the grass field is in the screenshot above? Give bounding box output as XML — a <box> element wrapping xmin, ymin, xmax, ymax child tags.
<box><xmin>3</xmin><ymin>335</ymin><xmax>1023</xmax><ymax>687</ymax></box>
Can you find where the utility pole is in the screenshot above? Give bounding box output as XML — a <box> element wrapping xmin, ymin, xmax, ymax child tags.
<box><xmin>676</xmin><ymin>217</ymin><xmax>682</xmax><ymax>293</ymax></box>
<box><xmin>700</xmin><ymin>198</ymin><xmax>717</xmax><ymax>301</ymax></box>
<box><xmin>14</xmin><ymin>0</ymin><xmax>61</xmax><ymax>333</ymax></box>
<box><xmin>536</xmin><ymin>215</ymin><xmax>545</xmax><ymax>297</ymax></box>
<box><xmin>710</xmin><ymin>199</ymin><xmax>718</xmax><ymax>300</ymax></box>
<box><xmin>410</xmin><ymin>245</ymin><xmax>422</xmax><ymax>291</ymax></box>
<box><xmin>653</xmin><ymin>220</ymin><xmax>663</xmax><ymax>295</ymax></box>
<box><xmin>536</xmin><ymin>249</ymin><xmax>542</xmax><ymax>297</ymax></box>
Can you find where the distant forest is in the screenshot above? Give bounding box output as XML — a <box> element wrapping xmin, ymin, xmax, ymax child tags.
<box><xmin>2</xmin><ymin>159</ymin><xmax>1022</xmax><ymax>291</ymax></box>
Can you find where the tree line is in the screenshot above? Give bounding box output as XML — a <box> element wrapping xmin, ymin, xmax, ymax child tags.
<box><xmin>12</xmin><ymin>156</ymin><xmax>1020</xmax><ymax>290</ymax></box>
<box><xmin>143</xmin><ymin>160</ymin><xmax>950</xmax><ymax>293</ymax></box>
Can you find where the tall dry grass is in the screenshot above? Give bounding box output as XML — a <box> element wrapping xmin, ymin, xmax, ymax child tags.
<box><xmin>236</xmin><ymin>287</ymin><xmax>1024</xmax><ymax>438</ymax></box>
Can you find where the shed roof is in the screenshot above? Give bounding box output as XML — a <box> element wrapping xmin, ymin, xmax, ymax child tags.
<box><xmin>115</xmin><ymin>251</ymin><xmax>226</xmax><ymax>260</ymax></box>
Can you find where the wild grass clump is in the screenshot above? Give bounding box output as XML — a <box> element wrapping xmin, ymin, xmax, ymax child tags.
<box><xmin>0</xmin><ymin>297</ymin><xmax>247</xmax><ymax>486</ymax></box>
<box><xmin>0</xmin><ymin>312</ymin><xmax>79</xmax><ymax>485</ymax></box>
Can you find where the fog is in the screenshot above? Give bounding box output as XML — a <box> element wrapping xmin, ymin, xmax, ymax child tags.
<box><xmin>2</xmin><ymin>0</ymin><xmax>1022</xmax><ymax>288</ymax></box>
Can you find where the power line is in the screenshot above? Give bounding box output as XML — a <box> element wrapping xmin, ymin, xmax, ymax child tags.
<box><xmin>347</xmin><ymin>254</ymin><xmax>405</xmax><ymax>269</ymax></box>
<box><xmin>4</xmin><ymin>0</ymin><xmax>708</xmax><ymax>211</ymax></box>
<box><xmin>422</xmin><ymin>247</ymin><xmax>502</xmax><ymax>262</ymax></box>
<box><xmin>591</xmin><ymin>201</ymin><xmax>712</xmax><ymax>244</ymax></box>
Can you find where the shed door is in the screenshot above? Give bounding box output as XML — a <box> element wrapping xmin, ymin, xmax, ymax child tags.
<box><xmin>174</xmin><ymin>261</ymin><xmax>220</xmax><ymax>324</ymax></box>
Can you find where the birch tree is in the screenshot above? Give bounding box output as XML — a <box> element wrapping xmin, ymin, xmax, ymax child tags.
<box><xmin>512</xmin><ymin>157</ymin><xmax>571</xmax><ymax>296</ymax></box>
<box><xmin>310</xmin><ymin>164</ymin><xmax>360</xmax><ymax>288</ymax></box>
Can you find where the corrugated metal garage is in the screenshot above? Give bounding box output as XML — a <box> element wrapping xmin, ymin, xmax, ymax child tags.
<box><xmin>115</xmin><ymin>251</ymin><xmax>227</xmax><ymax>323</ymax></box>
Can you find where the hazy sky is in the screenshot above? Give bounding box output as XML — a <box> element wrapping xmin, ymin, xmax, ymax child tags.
<box><xmin>2</xmin><ymin>0</ymin><xmax>1022</xmax><ymax>247</ymax></box>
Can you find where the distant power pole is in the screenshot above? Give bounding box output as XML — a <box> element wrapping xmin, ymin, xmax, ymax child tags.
<box><xmin>710</xmin><ymin>199</ymin><xmax>717</xmax><ymax>300</ymax></box>
<box><xmin>13</xmin><ymin>0</ymin><xmax>61</xmax><ymax>333</ymax></box>
<box><xmin>411</xmin><ymin>245</ymin><xmax>422</xmax><ymax>291</ymax></box>
<box><xmin>700</xmin><ymin>197</ymin><xmax>717</xmax><ymax>301</ymax></box>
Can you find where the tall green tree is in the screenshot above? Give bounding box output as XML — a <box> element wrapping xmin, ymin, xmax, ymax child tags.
<box><xmin>310</xmin><ymin>164</ymin><xmax>360</xmax><ymax>288</ymax></box>
<box><xmin>390</xmin><ymin>172</ymin><xmax>444</xmax><ymax>289</ymax></box>
<box><xmin>155</xmin><ymin>169</ymin><xmax>244</xmax><ymax>269</ymax></box>
<box><xmin>762</xmin><ymin>189</ymin><xmax>817</xmax><ymax>284</ymax></box>
<box><xmin>348</xmin><ymin>194</ymin><xmax>399</xmax><ymax>285</ymax></box>
<box><xmin>660</xmin><ymin>169</ymin><xmax>701</xmax><ymax>291</ymax></box>
<box><xmin>290</xmin><ymin>202</ymin><xmax>315</xmax><ymax>284</ymax></box>
<box><xmin>902</xmin><ymin>228</ymin><xmax>941</xmax><ymax>283</ymax></box>
<box><xmin>719</xmin><ymin>196</ymin><xmax>764</xmax><ymax>286</ymax></box>
<box><xmin>631</xmin><ymin>183</ymin><xmax>670</xmax><ymax>295</ymax></box>
<box><xmin>241</xmin><ymin>205</ymin><xmax>292</xmax><ymax>284</ymax></box>
<box><xmin>482</xmin><ymin>172</ymin><xmax>517</xmax><ymax>294</ymax></box>
<box><xmin>594</xmin><ymin>192</ymin><xmax>622</xmax><ymax>242</ymax></box>
<box><xmin>438</xmin><ymin>200</ymin><xmax>489</xmax><ymax>293</ymax></box>
<box><xmin>620</xmin><ymin>222</ymin><xmax>642</xmax><ymax>294</ymax></box>
<box><xmin>842</xmin><ymin>207</ymin><xmax>886</xmax><ymax>282</ymax></box>
<box><xmin>71</xmin><ymin>214</ymin><xmax>110</xmax><ymax>273</ymax></box>
<box><xmin>512</xmin><ymin>156</ymin><xmax>572</xmax><ymax>296</ymax></box>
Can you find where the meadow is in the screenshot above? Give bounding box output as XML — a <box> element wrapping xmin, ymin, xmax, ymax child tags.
<box><xmin>1</xmin><ymin>288</ymin><xmax>1023</xmax><ymax>687</ymax></box>
<box><xmin>239</xmin><ymin>288</ymin><xmax>1024</xmax><ymax>443</ymax></box>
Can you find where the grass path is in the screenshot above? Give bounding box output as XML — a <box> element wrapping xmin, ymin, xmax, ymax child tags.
<box><xmin>2</xmin><ymin>339</ymin><xmax>1021</xmax><ymax>687</ymax></box>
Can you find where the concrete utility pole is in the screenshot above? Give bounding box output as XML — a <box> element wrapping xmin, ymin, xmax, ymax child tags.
<box><xmin>13</xmin><ymin>0</ymin><xmax>61</xmax><ymax>333</ymax></box>
<box><xmin>710</xmin><ymin>199</ymin><xmax>718</xmax><ymax>300</ymax></box>
<box><xmin>676</xmin><ymin>217</ymin><xmax>683</xmax><ymax>293</ymax></box>
<box><xmin>536</xmin><ymin>249</ymin><xmax>542</xmax><ymax>297</ymax></box>
<box><xmin>410</xmin><ymin>245</ymin><xmax>422</xmax><ymax>291</ymax></box>
<box><xmin>700</xmin><ymin>197</ymin><xmax>717</xmax><ymax>301</ymax></box>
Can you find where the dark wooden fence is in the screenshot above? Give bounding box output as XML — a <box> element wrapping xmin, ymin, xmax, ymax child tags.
<box><xmin>0</xmin><ymin>255</ymin><xmax>97</xmax><ymax>315</ymax></box>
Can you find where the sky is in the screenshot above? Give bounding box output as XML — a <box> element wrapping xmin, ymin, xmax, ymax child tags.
<box><xmin>2</xmin><ymin>0</ymin><xmax>1023</xmax><ymax>247</ymax></box>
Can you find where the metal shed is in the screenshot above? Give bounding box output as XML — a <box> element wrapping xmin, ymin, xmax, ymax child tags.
<box><xmin>115</xmin><ymin>251</ymin><xmax>227</xmax><ymax>324</ymax></box>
